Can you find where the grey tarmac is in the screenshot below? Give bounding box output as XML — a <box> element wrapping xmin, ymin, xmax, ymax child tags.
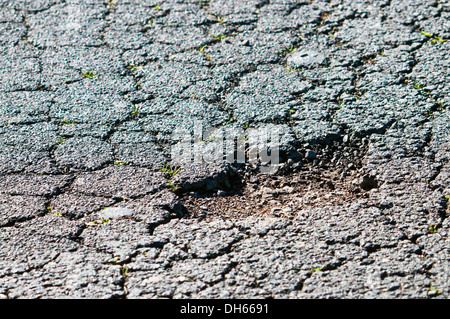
<box><xmin>0</xmin><ymin>0</ymin><xmax>449</xmax><ymax>299</ymax></box>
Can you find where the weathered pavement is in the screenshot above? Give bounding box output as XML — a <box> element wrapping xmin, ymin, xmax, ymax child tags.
<box><xmin>0</xmin><ymin>0</ymin><xmax>449</xmax><ymax>299</ymax></box>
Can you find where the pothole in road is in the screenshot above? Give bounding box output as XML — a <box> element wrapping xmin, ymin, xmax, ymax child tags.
<box><xmin>180</xmin><ymin>135</ymin><xmax>375</xmax><ymax>220</ymax></box>
<box><xmin>182</xmin><ymin>167</ymin><xmax>370</xmax><ymax>221</ymax></box>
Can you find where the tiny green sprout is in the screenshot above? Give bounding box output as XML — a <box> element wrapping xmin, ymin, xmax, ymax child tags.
<box><xmin>431</xmin><ymin>36</ymin><xmax>448</xmax><ymax>44</ymax></box>
<box><xmin>434</xmin><ymin>36</ymin><xmax>447</xmax><ymax>43</ymax></box>
<box><xmin>131</xmin><ymin>105</ymin><xmax>139</xmax><ymax>116</ymax></box>
<box><xmin>285</xmin><ymin>67</ymin><xmax>297</xmax><ymax>72</ymax></box>
<box><xmin>85</xmin><ymin>221</ymin><xmax>96</xmax><ymax>227</ymax></box>
<box><xmin>311</xmin><ymin>267</ymin><xmax>322</xmax><ymax>273</ymax></box>
<box><xmin>56</xmin><ymin>138</ymin><xmax>65</xmax><ymax>145</ymax></box>
<box><xmin>445</xmin><ymin>195</ymin><xmax>450</xmax><ymax>201</ymax></box>
<box><xmin>217</xmin><ymin>17</ymin><xmax>224</xmax><ymax>23</ymax></box>
<box><xmin>198</xmin><ymin>44</ymin><xmax>208</xmax><ymax>53</ymax></box>
<box><xmin>120</xmin><ymin>265</ymin><xmax>129</xmax><ymax>276</ymax></box>
<box><xmin>289</xmin><ymin>109</ymin><xmax>296</xmax><ymax>114</ymax></box>
<box><xmin>422</xmin><ymin>31</ymin><xmax>448</xmax><ymax>43</ymax></box>
<box><xmin>144</xmin><ymin>18</ymin><xmax>154</xmax><ymax>29</ymax></box>
<box><xmin>243</xmin><ymin>122</ymin><xmax>249</xmax><ymax>128</ymax></box>
<box><xmin>61</xmin><ymin>119</ymin><xmax>75</xmax><ymax>125</ymax></box>
<box><xmin>114</xmin><ymin>160</ymin><xmax>127</xmax><ymax>165</ymax></box>
<box><xmin>127</xmin><ymin>64</ymin><xmax>143</xmax><ymax>72</ymax></box>
<box><xmin>222</xmin><ymin>116</ymin><xmax>234</xmax><ymax>126</ymax></box>
<box><xmin>413</xmin><ymin>83</ymin><xmax>427</xmax><ymax>90</ymax></box>
<box><xmin>429</xmin><ymin>225</ymin><xmax>437</xmax><ymax>234</ymax></box>
<box><xmin>205</xmin><ymin>55</ymin><xmax>211</xmax><ymax>61</ymax></box>
<box><xmin>337</xmin><ymin>99</ymin><xmax>344</xmax><ymax>109</ymax></box>
<box><xmin>154</xmin><ymin>4</ymin><xmax>160</xmax><ymax>10</ymax></box>
<box><xmin>160</xmin><ymin>164</ymin><xmax>182</xmax><ymax>177</ymax></box>
<box><xmin>81</xmin><ymin>70</ymin><xmax>99</xmax><ymax>78</ymax></box>
<box><xmin>279</xmin><ymin>44</ymin><xmax>294</xmax><ymax>54</ymax></box>
<box><xmin>86</xmin><ymin>217</ymin><xmax>110</xmax><ymax>228</ymax></box>
<box><xmin>52</xmin><ymin>211</ymin><xmax>62</xmax><ymax>217</ymax></box>
<box><xmin>430</xmin><ymin>285</ymin><xmax>440</xmax><ymax>294</ymax></box>
<box><xmin>213</xmin><ymin>33</ymin><xmax>227</xmax><ymax>41</ymax></box>
<box><xmin>166</xmin><ymin>180</ymin><xmax>182</xmax><ymax>192</ymax></box>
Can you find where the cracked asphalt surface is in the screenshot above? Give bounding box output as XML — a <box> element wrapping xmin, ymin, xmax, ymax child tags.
<box><xmin>0</xmin><ymin>0</ymin><xmax>449</xmax><ymax>299</ymax></box>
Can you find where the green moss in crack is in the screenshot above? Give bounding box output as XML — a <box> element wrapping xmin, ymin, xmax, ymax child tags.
<box><xmin>432</xmin><ymin>36</ymin><xmax>447</xmax><ymax>44</ymax></box>
<box><xmin>127</xmin><ymin>64</ymin><xmax>143</xmax><ymax>72</ymax></box>
<box><xmin>85</xmin><ymin>217</ymin><xmax>110</xmax><ymax>228</ymax></box>
<box><xmin>430</xmin><ymin>284</ymin><xmax>440</xmax><ymax>295</ymax></box>
<box><xmin>131</xmin><ymin>105</ymin><xmax>139</xmax><ymax>116</ymax></box>
<box><xmin>47</xmin><ymin>206</ymin><xmax>62</xmax><ymax>216</ymax></box>
<box><xmin>166</xmin><ymin>180</ymin><xmax>182</xmax><ymax>192</ymax></box>
<box><xmin>120</xmin><ymin>265</ymin><xmax>129</xmax><ymax>276</ymax></box>
<box><xmin>279</xmin><ymin>44</ymin><xmax>294</xmax><ymax>54</ymax></box>
<box><xmin>429</xmin><ymin>224</ymin><xmax>437</xmax><ymax>234</ymax></box>
<box><xmin>198</xmin><ymin>44</ymin><xmax>208</xmax><ymax>53</ymax></box>
<box><xmin>213</xmin><ymin>33</ymin><xmax>227</xmax><ymax>41</ymax></box>
<box><xmin>81</xmin><ymin>70</ymin><xmax>99</xmax><ymax>78</ymax></box>
<box><xmin>421</xmin><ymin>31</ymin><xmax>448</xmax><ymax>43</ymax></box>
<box><xmin>425</xmin><ymin>109</ymin><xmax>434</xmax><ymax>118</ymax></box>
<box><xmin>413</xmin><ymin>83</ymin><xmax>427</xmax><ymax>90</ymax></box>
<box><xmin>311</xmin><ymin>267</ymin><xmax>322</xmax><ymax>273</ymax></box>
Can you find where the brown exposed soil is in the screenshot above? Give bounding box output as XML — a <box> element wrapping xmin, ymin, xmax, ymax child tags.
<box><xmin>182</xmin><ymin>164</ymin><xmax>370</xmax><ymax>221</ymax></box>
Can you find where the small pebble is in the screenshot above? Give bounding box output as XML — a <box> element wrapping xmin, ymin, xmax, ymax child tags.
<box><xmin>305</xmin><ymin>150</ymin><xmax>317</xmax><ymax>159</ymax></box>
